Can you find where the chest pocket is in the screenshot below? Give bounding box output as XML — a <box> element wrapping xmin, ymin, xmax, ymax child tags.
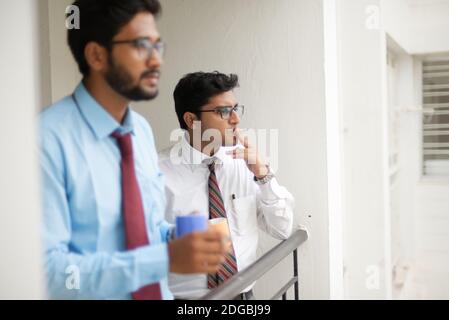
<box><xmin>230</xmin><ymin>195</ymin><xmax>258</xmax><ymax>236</ymax></box>
<box><xmin>138</xmin><ymin>173</ymin><xmax>166</xmax><ymax>227</ymax></box>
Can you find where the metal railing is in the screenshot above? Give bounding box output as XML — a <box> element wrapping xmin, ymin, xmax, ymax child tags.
<box><xmin>200</xmin><ymin>227</ymin><xmax>308</xmax><ymax>300</ymax></box>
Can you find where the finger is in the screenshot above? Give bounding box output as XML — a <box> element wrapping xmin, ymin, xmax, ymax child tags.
<box><xmin>202</xmin><ymin>263</ymin><xmax>222</xmax><ymax>273</ymax></box>
<box><xmin>196</xmin><ymin>230</ymin><xmax>230</xmax><ymax>252</ymax></box>
<box><xmin>200</xmin><ymin>256</ymin><xmax>226</xmax><ymax>273</ymax></box>
<box><xmin>234</xmin><ymin>128</ymin><xmax>250</xmax><ymax>148</ymax></box>
<box><xmin>194</xmin><ymin>231</ymin><xmax>229</xmax><ymax>255</ymax></box>
<box><xmin>200</xmin><ymin>229</ymin><xmax>225</xmax><ymax>241</ymax></box>
<box><xmin>198</xmin><ymin>240</ymin><xmax>227</xmax><ymax>255</ymax></box>
<box><xmin>191</xmin><ymin>254</ymin><xmax>222</xmax><ymax>273</ymax></box>
<box><xmin>202</xmin><ymin>252</ymin><xmax>226</xmax><ymax>265</ymax></box>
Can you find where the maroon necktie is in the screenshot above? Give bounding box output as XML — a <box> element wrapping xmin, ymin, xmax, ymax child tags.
<box><xmin>113</xmin><ymin>132</ymin><xmax>162</xmax><ymax>300</ymax></box>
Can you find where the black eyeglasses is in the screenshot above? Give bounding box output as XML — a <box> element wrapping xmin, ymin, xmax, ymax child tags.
<box><xmin>198</xmin><ymin>104</ymin><xmax>245</xmax><ymax>120</ymax></box>
<box><xmin>110</xmin><ymin>37</ymin><xmax>165</xmax><ymax>60</ymax></box>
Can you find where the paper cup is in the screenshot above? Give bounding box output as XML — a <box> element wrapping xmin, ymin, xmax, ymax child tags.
<box><xmin>208</xmin><ymin>218</ymin><xmax>229</xmax><ymax>237</ymax></box>
<box><xmin>209</xmin><ymin>218</ymin><xmax>232</xmax><ymax>251</ymax></box>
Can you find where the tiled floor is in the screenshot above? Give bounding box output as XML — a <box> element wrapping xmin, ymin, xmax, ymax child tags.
<box><xmin>399</xmin><ymin>184</ymin><xmax>449</xmax><ymax>299</ymax></box>
<box><xmin>399</xmin><ymin>217</ymin><xmax>449</xmax><ymax>299</ymax></box>
<box><xmin>399</xmin><ymin>252</ymin><xmax>449</xmax><ymax>299</ymax></box>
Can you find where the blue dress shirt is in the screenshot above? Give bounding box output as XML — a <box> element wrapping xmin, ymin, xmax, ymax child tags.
<box><xmin>39</xmin><ymin>82</ymin><xmax>173</xmax><ymax>299</ymax></box>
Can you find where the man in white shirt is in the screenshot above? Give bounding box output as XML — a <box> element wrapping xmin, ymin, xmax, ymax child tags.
<box><xmin>159</xmin><ymin>71</ymin><xmax>294</xmax><ymax>299</ymax></box>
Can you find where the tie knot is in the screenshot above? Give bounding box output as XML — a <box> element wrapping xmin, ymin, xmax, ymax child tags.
<box><xmin>112</xmin><ymin>132</ymin><xmax>133</xmax><ymax>157</ymax></box>
<box><xmin>206</xmin><ymin>158</ymin><xmax>221</xmax><ymax>173</ymax></box>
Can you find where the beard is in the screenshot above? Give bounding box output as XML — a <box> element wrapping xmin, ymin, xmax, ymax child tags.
<box><xmin>105</xmin><ymin>57</ymin><xmax>159</xmax><ymax>101</ymax></box>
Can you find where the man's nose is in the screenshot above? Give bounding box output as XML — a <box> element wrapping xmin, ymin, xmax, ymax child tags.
<box><xmin>229</xmin><ymin>110</ymin><xmax>240</xmax><ymax>125</ymax></box>
<box><xmin>147</xmin><ymin>49</ymin><xmax>163</xmax><ymax>69</ymax></box>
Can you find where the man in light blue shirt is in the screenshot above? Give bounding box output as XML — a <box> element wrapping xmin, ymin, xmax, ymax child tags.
<box><xmin>39</xmin><ymin>0</ymin><xmax>226</xmax><ymax>299</ymax></box>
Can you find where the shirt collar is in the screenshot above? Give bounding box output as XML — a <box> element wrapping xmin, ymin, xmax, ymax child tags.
<box><xmin>73</xmin><ymin>82</ymin><xmax>135</xmax><ymax>140</ymax></box>
<box><xmin>179</xmin><ymin>131</ymin><xmax>227</xmax><ymax>170</ymax></box>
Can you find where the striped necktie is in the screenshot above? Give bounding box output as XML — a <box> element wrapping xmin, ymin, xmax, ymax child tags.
<box><xmin>207</xmin><ymin>161</ymin><xmax>238</xmax><ymax>289</ymax></box>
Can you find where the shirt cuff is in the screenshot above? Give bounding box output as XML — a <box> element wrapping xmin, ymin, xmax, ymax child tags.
<box><xmin>159</xmin><ymin>221</ymin><xmax>174</xmax><ymax>243</ymax></box>
<box><xmin>258</xmin><ymin>177</ymin><xmax>289</xmax><ymax>201</ymax></box>
<box><xmin>134</xmin><ymin>243</ymin><xmax>169</xmax><ymax>289</ymax></box>
<box><xmin>167</xmin><ymin>224</ymin><xmax>176</xmax><ymax>242</ymax></box>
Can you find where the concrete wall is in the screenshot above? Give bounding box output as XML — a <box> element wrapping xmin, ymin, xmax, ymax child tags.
<box><xmin>381</xmin><ymin>0</ymin><xmax>449</xmax><ymax>54</ymax></box>
<box><xmin>385</xmin><ymin>41</ymin><xmax>420</xmax><ymax>298</ymax></box>
<box><xmin>0</xmin><ymin>0</ymin><xmax>46</xmax><ymax>299</ymax></box>
<box><xmin>337</xmin><ymin>0</ymin><xmax>392</xmax><ymax>299</ymax></box>
<box><xmin>47</xmin><ymin>0</ymin><xmax>81</xmax><ymax>104</ymax></box>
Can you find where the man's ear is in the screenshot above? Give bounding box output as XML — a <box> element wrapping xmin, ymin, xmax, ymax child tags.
<box><xmin>84</xmin><ymin>42</ymin><xmax>109</xmax><ymax>73</ymax></box>
<box><xmin>183</xmin><ymin>112</ymin><xmax>198</xmax><ymax>130</ymax></box>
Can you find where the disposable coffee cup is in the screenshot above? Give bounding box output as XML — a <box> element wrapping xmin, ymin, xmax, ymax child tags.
<box><xmin>208</xmin><ymin>217</ymin><xmax>232</xmax><ymax>250</ymax></box>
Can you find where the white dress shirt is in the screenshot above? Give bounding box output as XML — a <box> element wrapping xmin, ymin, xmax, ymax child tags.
<box><xmin>158</xmin><ymin>134</ymin><xmax>294</xmax><ymax>299</ymax></box>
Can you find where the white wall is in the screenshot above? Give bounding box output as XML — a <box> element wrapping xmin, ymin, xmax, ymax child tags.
<box><xmin>381</xmin><ymin>0</ymin><xmax>449</xmax><ymax>54</ymax></box>
<box><xmin>323</xmin><ymin>0</ymin><xmax>345</xmax><ymax>298</ymax></box>
<box><xmin>0</xmin><ymin>0</ymin><xmax>45</xmax><ymax>299</ymax></box>
<box><xmin>384</xmin><ymin>41</ymin><xmax>420</xmax><ymax>298</ymax></box>
<box><xmin>38</xmin><ymin>0</ymin><xmax>53</xmax><ymax>108</ymax></box>
<box><xmin>47</xmin><ymin>0</ymin><xmax>81</xmax><ymax>104</ymax></box>
<box><xmin>338</xmin><ymin>0</ymin><xmax>392</xmax><ymax>299</ymax></box>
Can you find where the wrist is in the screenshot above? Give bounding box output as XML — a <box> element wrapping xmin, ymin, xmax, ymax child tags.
<box><xmin>253</xmin><ymin>164</ymin><xmax>269</xmax><ymax>179</ymax></box>
<box><xmin>254</xmin><ymin>165</ymin><xmax>274</xmax><ymax>185</ymax></box>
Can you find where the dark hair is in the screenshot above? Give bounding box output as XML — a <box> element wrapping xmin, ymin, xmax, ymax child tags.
<box><xmin>68</xmin><ymin>0</ymin><xmax>161</xmax><ymax>77</ymax></box>
<box><xmin>173</xmin><ymin>72</ymin><xmax>239</xmax><ymax>130</ymax></box>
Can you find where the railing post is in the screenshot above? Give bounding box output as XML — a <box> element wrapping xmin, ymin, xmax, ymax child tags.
<box><xmin>294</xmin><ymin>249</ymin><xmax>299</xmax><ymax>300</ymax></box>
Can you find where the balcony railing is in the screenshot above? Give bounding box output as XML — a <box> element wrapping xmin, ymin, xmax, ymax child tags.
<box><xmin>200</xmin><ymin>227</ymin><xmax>308</xmax><ymax>300</ymax></box>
